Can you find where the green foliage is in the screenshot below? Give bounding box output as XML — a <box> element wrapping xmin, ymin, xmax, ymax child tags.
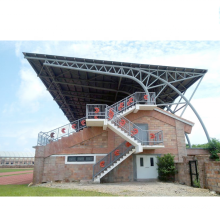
<box><xmin>157</xmin><ymin>153</ymin><xmax>177</xmax><ymax>181</ymax></box>
<box><xmin>186</xmin><ymin>143</ymin><xmax>209</xmax><ymax>149</ymax></box>
<box><xmin>0</xmin><ymin>185</ymin><xmax>115</xmax><ymax>196</ymax></box>
<box><xmin>193</xmin><ymin>179</ymin><xmax>200</xmax><ymax>188</ymax></box>
<box><xmin>207</xmin><ymin>138</ymin><xmax>220</xmax><ymax>160</ymax></box>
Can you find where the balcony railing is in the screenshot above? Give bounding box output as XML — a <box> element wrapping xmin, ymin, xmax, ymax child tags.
<box><xmin>37</xmin><ymin>117</ymin><xmax>87</xmax><ymax>146</ymax></box>
<box><xmin>106</xmin><ymin>92</ymin><xmax>156</xmax><ymax>115</ymax></box>
<box><xmin>37</xmin><ymin>92</ymin><xmax>158</xmax><ymax>146</ymax></box>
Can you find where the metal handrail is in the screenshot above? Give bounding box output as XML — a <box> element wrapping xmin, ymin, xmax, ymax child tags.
<box><xmin>93</xmin><ymin>141</ymin><xmax>135</xmax><ymax>179</ymax></box>
<box><xmin>107</xmin><ymin>108</ymin><xmax>163</xmax><ymax>145</ymax></box>
<box><xmin>37</xmin><ymin>117</ymin><xmax>87</xmax><ymax>146</ymax></box>
<box><xmin>106</xmin><ymin>92</ymin><xmax>156</xmax><ymax>114</ymax></box>
<box><xmin>37</xmin><ymin>92</ymin><xmax>157</xmax><ymax>146</ymax></box>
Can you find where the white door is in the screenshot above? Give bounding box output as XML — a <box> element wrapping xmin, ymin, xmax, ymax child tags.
<box><xmin>136</xmin><ymin>155</ymin><xmax>158</xmax><ymax>179</ymax></box>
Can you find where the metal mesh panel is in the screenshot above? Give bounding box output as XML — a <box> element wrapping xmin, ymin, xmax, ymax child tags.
<box><xmin>86</xmin><ymin>104</ymin><xmax>107</xmax><ymax>119</ymax></box>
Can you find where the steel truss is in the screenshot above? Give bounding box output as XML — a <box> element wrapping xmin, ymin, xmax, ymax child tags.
<box><xmin>25</xmin><ymin>56</ymin><xmax>210</xmax><ymax>145</ymax></box>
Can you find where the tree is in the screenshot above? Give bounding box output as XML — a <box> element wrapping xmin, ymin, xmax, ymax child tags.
<box><xmin>207</xmin><ymin>138</ymin><xmax>220</xmax><ymax>160</ymax></box>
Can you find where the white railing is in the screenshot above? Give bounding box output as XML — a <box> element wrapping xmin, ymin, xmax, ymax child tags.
<box><xmin>37</xmin><ymin>92</ymin><xmax>158</xmax><ymax>146</ymax></box>
<box><xmin>107</xmin><ymin>108</ymin><xmax>163</xmax><ymax>145</ymax></box>
<box><xmin>107</xmin><ymin>92</ymin><xmax>156</xmax><ymax>114</ymax></box>
<box><xmin>37</xmin><ymin>117</ymin><xmax>87</xmax><ymax>146</ymax></box>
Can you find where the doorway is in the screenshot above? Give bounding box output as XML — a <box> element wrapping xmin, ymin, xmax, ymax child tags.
<box><xmin>136</xmin><ymin>155</ymin><xmax>158</xmax><ymax>179</ymax></box>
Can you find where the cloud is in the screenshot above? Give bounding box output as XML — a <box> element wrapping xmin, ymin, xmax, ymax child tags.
<box><xmin>16</xmin><ymin>67</ymin><xmax>51</xmax><ymax>111</ymax></box>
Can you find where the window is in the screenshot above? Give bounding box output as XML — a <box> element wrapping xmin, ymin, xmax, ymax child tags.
<box><xmin>140</xmin><ymin>157</ymin><xmax>144</xmax><ymax>167</ymax></box>
<box><xmin>67</xmin><ymin>156</ymin><xmax>94</xmax><ymax>162</ymax></box>
<box><xmin>150</xmin><ymin>157</ymin><xmax>154</xmax><ymax>166</ymax></box>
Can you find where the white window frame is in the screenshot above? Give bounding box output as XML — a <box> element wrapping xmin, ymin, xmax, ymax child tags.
<box><xmin>50</xmin><ymin>154</ymin><xmax>107</xmax><ymax>165</ymax></box>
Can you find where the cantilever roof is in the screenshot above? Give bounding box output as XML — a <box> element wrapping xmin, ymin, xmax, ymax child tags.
<box><xmin>24</xmin><ymin>52</ymin><xmax>207</xmax><ymax>122</ymax></box>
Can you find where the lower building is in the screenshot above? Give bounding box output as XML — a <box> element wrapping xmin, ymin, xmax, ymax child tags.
<box><xmin>0</xmin><ymin>151</ymin><xmax>35</xmax><ymax>168</ymax></box>
<box><xmin>33</xmin><ymin>106</ymin><xmax>201</xmax><ymax>184</ymax></box>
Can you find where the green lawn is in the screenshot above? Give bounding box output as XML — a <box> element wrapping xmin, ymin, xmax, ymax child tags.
<box><xmin>0</xmin><ymin>168</ymin><xmax>33</xmax><ymax>173</ymax></box>
<box><xmin>0</xmin><ymin>184</ymin><xmax>115</xmax><ymax>196</ymax></box>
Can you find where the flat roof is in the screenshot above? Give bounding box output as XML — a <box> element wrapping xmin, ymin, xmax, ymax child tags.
<box><xmin>24</xmin><ymin>52</ymin><xmax>207</xmax><ymax>122</ymax></box>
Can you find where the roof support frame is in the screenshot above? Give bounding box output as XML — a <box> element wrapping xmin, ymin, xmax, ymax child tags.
<box><xmin>25</xmin><ymin>55</ymin><xmax>209</xmax><ymax>143</ymax></box>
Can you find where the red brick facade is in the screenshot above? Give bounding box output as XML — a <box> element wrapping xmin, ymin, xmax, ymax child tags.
<box><xmin>33</xmin><ymin>109</ymin><xmax>194</xmax><ymax>184</ymax></box>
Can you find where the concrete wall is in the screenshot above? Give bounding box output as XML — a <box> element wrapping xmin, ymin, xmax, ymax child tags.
<box><xmin>33</xmin><ymin>109</ymin><xmax>192</xmax><ymax>184</ymax></box>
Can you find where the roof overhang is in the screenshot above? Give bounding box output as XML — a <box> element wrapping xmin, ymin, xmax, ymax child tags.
<box><xmin>24</xmin><ymin>52</ymin><xmax>207</xmax><ymax>122</ymax></box>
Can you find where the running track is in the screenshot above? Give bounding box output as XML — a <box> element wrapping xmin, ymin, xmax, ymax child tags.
<box><xmin>0</xmin><ymin>171</ymin><xmax>33</xmax><ymax>185</ymax></box>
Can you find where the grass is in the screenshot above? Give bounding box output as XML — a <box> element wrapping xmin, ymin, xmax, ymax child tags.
<box><xmin>0</xmin><ymin>168</ymin><xmax>33</xmax><ymax>173</ymax></box>
<box><xmin>0</xmin><ymin>184</ymin><xmax>115</xmax><ymax>196</ymax></box>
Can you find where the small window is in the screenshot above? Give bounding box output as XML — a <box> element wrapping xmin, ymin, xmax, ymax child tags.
<box><xmin>67</xmin><ymin>156</ymin><xmax>94</xmax><ymax>162</ymax></box>
<box><xmin>150</xmin><ymin>158</ymin><xmax>154</xmax><ymax>166</ymax></box>
<box><xmin>140</xmin><ymin>157</ymin><xmax>144</xmax><ymax>167</ymax></box>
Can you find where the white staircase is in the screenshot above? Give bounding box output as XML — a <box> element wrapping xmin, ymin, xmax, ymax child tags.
<box><xmin>93</xmin><ymin>148</ymin><xmax>135</xmax><ymax>183</ymax></box>
<box><xmin>37</xmin><ymin>92</ymin><xmax>163</xmax><ymax>183</ymax></box>
<box><xmin>107</xmin><ymin>120</ymin><xmax>142</xmax><ymax>153</ymax></box>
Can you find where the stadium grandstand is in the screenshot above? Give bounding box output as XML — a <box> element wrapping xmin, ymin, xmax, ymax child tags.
<box><xmin>0</xmin><ymin>151</ymin><xmax>35</xmax><ymax>168</ymax></box>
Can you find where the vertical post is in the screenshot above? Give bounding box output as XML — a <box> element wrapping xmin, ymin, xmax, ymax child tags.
<box><xmin>189</xmin><ymin>161</ymin><xmax>193</xmax><ymax>187</ymax></box>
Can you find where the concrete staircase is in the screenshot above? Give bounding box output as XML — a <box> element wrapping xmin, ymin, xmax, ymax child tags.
<box><xmin>93</xmin><ymin>148</ymin><xmax>135</xmax><ymax>183</ymax></box>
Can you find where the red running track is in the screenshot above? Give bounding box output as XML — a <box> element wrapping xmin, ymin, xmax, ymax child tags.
<box><xmin>0</xmin><ymin>171</ymin><xmax>33</xmax><ymax>176</ymax></box>
<box><xmin>0</xmin><ymin>172</ymin><xmax>33</xmax><ymax>185</ymax></box>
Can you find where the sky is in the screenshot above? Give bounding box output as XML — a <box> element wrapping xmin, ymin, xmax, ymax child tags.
<box><xmin>0</xmin><ymin>0</ymin><xmax>220</xmax><ymax>154</ymax></box>
<box><xmin>1</xmin><ymin>40</ymin><xmax>220</xmax><ymax>153</ymax></box>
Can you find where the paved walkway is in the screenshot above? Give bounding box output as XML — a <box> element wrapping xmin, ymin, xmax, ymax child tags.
<box><xmin>0</xmin><ymin>171</ymin><xmax>33</xmax><ymax>185</ymax></box>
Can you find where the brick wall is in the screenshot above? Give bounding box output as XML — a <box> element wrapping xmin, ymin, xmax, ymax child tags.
<box><xmin>33</xmin><ymin>109</ymin><xmax>193</xmax><ymax>184</ymax></box>
<box><xmin>102</xmin><ymin>154</ymin><xmax>134</xmax><ymax>183</ymax></box>
<box><xmin>205</xmin><ymin>161</ymin><xmax>220</xmax><ymax>193</ymax></box>
<box><xmin>175</xmin><ymin>154</ymin><xmax>220</xmax><ymax>193</ymax></box>
<box><xmin>174</xmin><ymin>156</ymin><xmax>195</xmax><ymax>186</ymax></box>
<box><xmin>126</xmin><ymin>110</ymin><xmax>188</xmax><ymax>161</ymax></box>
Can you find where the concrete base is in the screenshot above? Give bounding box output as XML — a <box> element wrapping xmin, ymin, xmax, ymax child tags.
<box><xmin>86</xmin><ymin>119</ymin><xmax>105</xmax><ymax>127</ymax></box>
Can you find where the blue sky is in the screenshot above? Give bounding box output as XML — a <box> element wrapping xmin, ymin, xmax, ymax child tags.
<box><xmin>0</xmin><ymin>40</ymin><xmax>220</xmax><ymax>153</ymax></box>
<box><xmin>0</xmin><ymin>0</ymin><xmax>220</xmax><ymax>153</ymax></box>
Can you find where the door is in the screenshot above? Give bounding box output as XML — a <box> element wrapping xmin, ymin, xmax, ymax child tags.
<box><xmin>136</xmin><ymin>155</ymin><xmax>158</xmax><ymax>179</ymax></box>
<box><xmin>134</xmin><ymin>123</ymin><xmax>148</xmax><ymax>145</ymax></box>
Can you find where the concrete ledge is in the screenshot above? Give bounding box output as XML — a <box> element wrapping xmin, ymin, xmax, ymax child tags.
<box><xmin>86</xmin><ymin>119</ymin><xmax>105</xmax><ymax>127</ymax></box>
<box><xmin>186</xmin><ymin>148</ymin><xmax>209</xmax><ymax>156</ymax></box>
<box><xmin>136</xmin><ymin>104</ymin><xmax>157</xmax><ymax>111</ymax></box>
<box><xmin>142</xmin><ymin>145</ymin><xmax>165</xmax><ymax>150</ymax></box>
